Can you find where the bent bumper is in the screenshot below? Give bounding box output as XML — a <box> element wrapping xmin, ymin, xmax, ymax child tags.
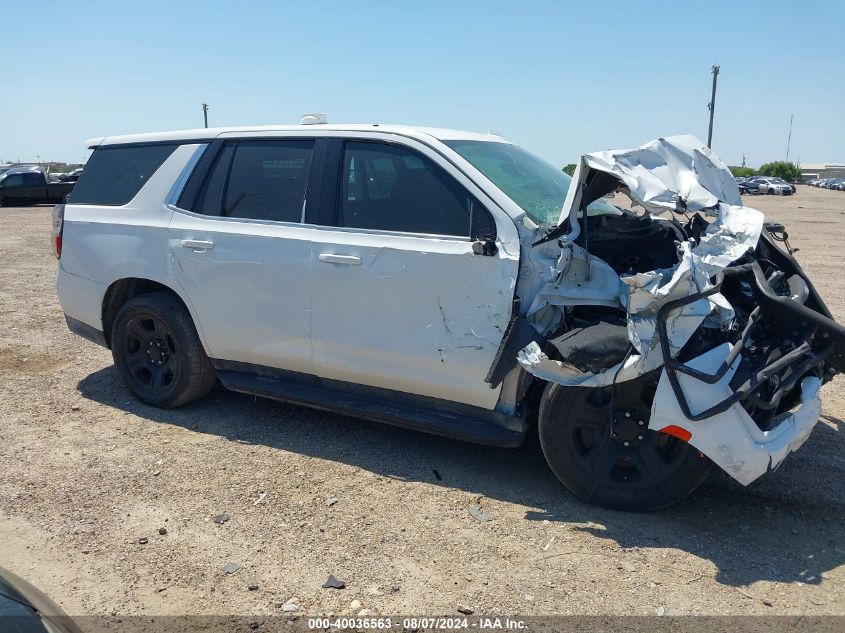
<box><xmin>649</xmin><ymin>255</ymin><xmax>843</xmax><ymax>485</ymax></box>
<box><xmin>650</xmin><ymin>343</ymin><xmax>823</xmax><ymax>485</ymax></box>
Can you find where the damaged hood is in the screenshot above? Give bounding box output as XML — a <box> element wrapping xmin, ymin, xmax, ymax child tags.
<box><xmin>558</xmin><ymin>134</ymin><xmax>742</xmax><ymax>228</ymax></box>
<box><xmin>514</xmin><ymin>133</ymin><xmax>841</xmax><ymax>486</ymax></box>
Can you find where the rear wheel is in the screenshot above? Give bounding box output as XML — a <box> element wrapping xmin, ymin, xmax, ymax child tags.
<box><xmin>111</xmin><ymin>292</ymin><xmax>216</xmax><ymax>408</ymax></box>
<box><xmin>538</xmin><ymin>375</ymin><xmax>711</xmax><ymax>511</ymax></box>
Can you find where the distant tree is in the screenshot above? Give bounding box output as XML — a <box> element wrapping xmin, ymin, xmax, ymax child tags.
<box><xmin>729</xmin><ymin>166</ymin><xmax>756</xmax><ymax>178</ymax></box>
<box><xmin>757</xmin><ymin>161</ymin><xmax>802</xmax><ymax>182</ymax></box>
<box><xmin>563</xmin><ymin>163</ymin><xmax>577</xmax><ymax>176</ymax></box>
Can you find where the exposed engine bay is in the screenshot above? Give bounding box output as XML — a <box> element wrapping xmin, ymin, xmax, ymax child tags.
<box><xmin>497</xmin><ymin>135</ymin><xmax>845</xmax><ymax>485</ymax></box>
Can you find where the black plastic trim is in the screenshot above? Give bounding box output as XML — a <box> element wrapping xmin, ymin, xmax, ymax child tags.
<box><xmin>213</xmin><ymin>359</ymin><xmax>526</xmax><ymax>447</ymax></box>
<box><xmin>65</xmin><ymin>315</ymin><xmax>108</xmax><ymax>348</ymax></box>
<box><xmin>656</xmin><ymin>262</ymin><xmax>843</xmax><ymax>421</ymax></box>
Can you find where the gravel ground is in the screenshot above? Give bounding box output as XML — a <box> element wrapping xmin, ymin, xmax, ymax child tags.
<box><xmin>0</xmin><ymin>187</ymin><xmax>843</xmax><ymax>620</ymax></box>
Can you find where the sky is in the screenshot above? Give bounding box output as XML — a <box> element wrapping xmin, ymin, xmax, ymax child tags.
<box><xmin>2</xmin><ymin>1</ymin><xmax>843</xmax><ymax>168</ymax></box>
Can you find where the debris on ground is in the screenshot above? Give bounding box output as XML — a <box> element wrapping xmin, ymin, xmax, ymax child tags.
<box><xmin>325</xmin><ymin>497</ymin><xmax>338</xmax><ymax>507</ymax></box>
<box><xmin>322</xmin><ymin>574</ymin><xmax>346</xmax><ymax>589</ymax></box>
<box><xmin>223</xmin><ymin>562</ymin><xmax>241</xmax><ymax>575</ymax></box>
<box><xmin>158</xmin><ymin>527</ymin><xmax>167</xmax><ymax>535</ymax></box>
<box><xmin>248</xmin><ymin>584</ymin><xmax>258</xmax><ymax>591</ymax></box>
<box><xmin>214</xmin><ymin>513</ymin><xmax>230</xmax><ymax>524</ymax></box>
<box><xmin>137</xmin><ymin>537</ymin><xmax>148</xmax><ymax>545</ymax></box>
<box><xmin>282</xmin><ymin>603</ymin><xmax>298</xmax><ymax>612</ymax></box>
<box><xmin>468</xmin><ymin>505</ymin><xmax>492</xmax><ymax>522</ymax></box>
<box><xmin>457</xmin><ymin>605</ymin><xmax>474</xmax><ymax>615</ymax></box>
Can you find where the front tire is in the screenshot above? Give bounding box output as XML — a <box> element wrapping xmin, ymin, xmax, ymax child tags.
<box><xmin>111</xmin><ymin>292</ymin><xmax>216</xmax><ymax>408</ymax></box>
<box><xmin>538</xmin><ymin>375</ymin><xmax>711</xmax><ymax>511</ymax></box>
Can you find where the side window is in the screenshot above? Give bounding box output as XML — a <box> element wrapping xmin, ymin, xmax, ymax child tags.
<box><xmin>70</xmin><ymin>144</ymin><xmax>179</xmax><ymax>205</ymax></box>
<box><xmin>221</xmin><ymin>140</ymin><xmax>313</xmax><ymax>222</ymax></box>
<box><xmin>338</xmin><ymin>142</ymin><xmax>495</xmax><ymax>238</ymax></box>
<box><xmin>22</xmin><ymin>172</ymin><xmax>43</xmax><ymax>185</ymax></box>
<box><xmin>1</xmin><ymin>175</ymin><xmax>24</xmax><ymax>188</ymax></box>
<box><xmin>186</xmin><ymin>143</ymin><xmax>236</xmax><ymax>215</ymax></box>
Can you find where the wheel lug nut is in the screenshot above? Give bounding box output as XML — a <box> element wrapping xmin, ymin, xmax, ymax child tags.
<box><xmin>623</xmin><ymin>441</ymin><xmax>630</xmax><ymax>447</ymax></box>
<box><xmin>638</xmin><ymin>420</ymin><xmax>645</xmax><ymax>426</ymax></box>
<box><xmin>625</xmin><ymin>412</ymin><xmax>631</xmax><ymax>418</ymax></box>
<box><xmin>637</xmin><ymin>434</ymin><xmax>644</xmax><ymax>440</ymax></box>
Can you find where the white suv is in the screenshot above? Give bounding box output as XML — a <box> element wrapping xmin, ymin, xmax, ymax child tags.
<box><xmin>54</xmin><ymin>125</ymin><xmax>842</xmax><ymax>510</ymax></box>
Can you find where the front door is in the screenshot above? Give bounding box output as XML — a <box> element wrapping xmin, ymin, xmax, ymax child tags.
<box><xmin>308</xmin><ymin>139</ymin><xmax>519</xmax><ymax>409</ymax></box>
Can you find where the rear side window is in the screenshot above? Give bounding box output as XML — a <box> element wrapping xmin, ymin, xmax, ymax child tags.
<box><xmin>188</xmin><ymin>143</ymin><xmax>236</xmax><ymax>215</ymax></box>
<box><xmin>70</xmin><ymin>143</ymin><xmax>179</xmax><ymax>205</ymax></box>
<box><xmin>338</xmin><ymin>141</ymin><xmax>494</xmax><ymax>238</ymax></box>
<box><xmin>221</xmin><ymin>140</ymin><xmax>313</xmax><ymax>222</ymax></box>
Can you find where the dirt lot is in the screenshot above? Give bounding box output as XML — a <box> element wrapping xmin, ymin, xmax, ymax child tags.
<box><xmin>1</xmin><ymin>187</ymin><xmax>844</xmax><ymax>620</ymax></box>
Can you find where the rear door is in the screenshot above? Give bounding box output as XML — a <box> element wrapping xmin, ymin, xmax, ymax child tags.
<box><xmin>307</xmin><ymin>137</ymin><xmax>520</xmax><ymax>409</ymax></box>
<box><xmin>168</xmin><ymin>138</ymin><xmax>318</xmax><ymax>374</ymax></box>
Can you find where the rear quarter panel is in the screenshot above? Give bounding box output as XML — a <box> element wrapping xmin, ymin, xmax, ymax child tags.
<box><xmin>57</xmin><ymin>145</ymin><xmax>207</xmax><ymax>342</ymax></box>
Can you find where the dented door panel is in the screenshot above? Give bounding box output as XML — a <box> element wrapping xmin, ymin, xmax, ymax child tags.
<box><xmin>309</xmin><ymin>228</ymin><xmax>518</xmax><ymax>409</ymax></box>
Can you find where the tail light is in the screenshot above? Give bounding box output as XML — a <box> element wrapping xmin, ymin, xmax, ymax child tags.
<box><xmin>51</xmin><ymin>204</ymin><xmax>64</xmax><ymax>259</ymax></box>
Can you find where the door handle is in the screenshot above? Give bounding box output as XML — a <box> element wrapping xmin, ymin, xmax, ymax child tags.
<box><xmin>318</xmin><ymin>253</ymin><xmax>362</xmax><ymax>266</ymax></box>
<box><xmin>180</xmin><ymin>239</ymin><xmax>215</xmax><ymax>251</ymax></box>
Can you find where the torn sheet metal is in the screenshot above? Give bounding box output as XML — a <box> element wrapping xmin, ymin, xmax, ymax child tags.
<box><xmin>518</xmin><ymin>198</ymin><xmax>764</xmax><ymax>388</ymax></box>
<box><xmin>514</xmin><ymin>134</ymin><xmax>828</xmax><ymax>486</ymax></box>
<box><xmin>649</xmin><ymin>344</ymin><xmax>822</xmax><ymax>485</ymax></box>
<box><xmin>557</xmin><ymin>134</ymin><xmax>742</xmax><ymax>230</ymax></box>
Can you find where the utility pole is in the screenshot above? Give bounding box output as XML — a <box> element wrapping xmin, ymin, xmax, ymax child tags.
<box><xmin>707</xmin><ymin>65</ymin><xmax>720</xmax><ymax>148</ymax></box>
<box><xmin>202</xmin><ymin>103</ymin><xmax>209</xmax><ymax>128</ymax></box>
<box><xmin>786</xmin><ymin>114</ymin><xmax>793</xmax><ymax>161</ymax></box>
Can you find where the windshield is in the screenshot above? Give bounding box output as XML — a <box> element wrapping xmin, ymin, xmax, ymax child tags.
<box><xmin>444</xmin><ymin>140</ymin><xmax>616</xmax><ymax>226</ymax></box>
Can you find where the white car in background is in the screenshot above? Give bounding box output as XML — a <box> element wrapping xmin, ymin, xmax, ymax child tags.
<box><xmin>757</xmin><ymin>177</ymin><xmax>794</xmax><ymax>195</ymax></box>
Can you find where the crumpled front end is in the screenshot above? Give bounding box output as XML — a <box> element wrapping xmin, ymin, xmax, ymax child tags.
<box><xmin>511</xmin><ymin>134</ymin><xmax>844</xmax><ymax>485</ymax></box>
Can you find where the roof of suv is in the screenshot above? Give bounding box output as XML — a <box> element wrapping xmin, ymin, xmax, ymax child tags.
<box><xmin>86</xmin><ymin>124</ymin><xmax>509</xmax><ymax>149</ymax></box>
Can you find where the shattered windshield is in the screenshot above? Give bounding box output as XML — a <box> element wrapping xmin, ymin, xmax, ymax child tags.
<box><xmin>444</xmin><ymin>139</ymin><xmax>616</xmax><ymax>226</ymax></box>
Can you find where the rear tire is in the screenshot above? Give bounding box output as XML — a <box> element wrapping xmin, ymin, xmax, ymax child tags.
<box><xmin>111</xmin><ymin>292</ymin><xmax>216</xmax><ymax>408</ymax></box>
<box><xmin>538</xmin><ymin>375</ymin><xmax>711</xmax><ymax>511</ymax></box>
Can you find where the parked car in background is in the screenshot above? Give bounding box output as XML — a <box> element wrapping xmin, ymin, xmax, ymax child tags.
<box><xmin>57</xmin><ymin>168</ymin><xmax>84</xmax><ymax>182</ymax></box>
<box><xmin>738</xmin><ymin>177</ymin><xmax>763</xmax><ymax>194</ymax></box>
<box><xmin>0</xmin><ymin>166</ymin><xmax>75</xmax><ymax>206</ymax></box>
<box><xmin>756</xmin><ymin>177</ymin><xmax>794</xmax><ymax>195</ymax></box>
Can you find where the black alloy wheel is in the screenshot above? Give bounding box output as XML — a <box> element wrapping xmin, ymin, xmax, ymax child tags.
<box><xmin>111</xmin><ymin>292</ymin><xmax>216</xmax><ymax>408</ymax></box>
<box><xmin>538</xmin><ymin>374</ymin><xmax>711</xmax><ymax>511</ymax></box>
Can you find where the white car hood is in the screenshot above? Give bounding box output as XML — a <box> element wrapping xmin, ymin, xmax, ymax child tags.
<box><xmin>557</xmin><ymin>134</ymin><xmax>742</xmax><ymax>229</ymax></box>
